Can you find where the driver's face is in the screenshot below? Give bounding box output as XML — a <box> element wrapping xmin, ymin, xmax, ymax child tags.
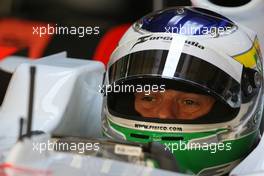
<box><xmin>134</xmin><ymin>89</ymin><xmax>215</xmax><ymax>120</ymax></box>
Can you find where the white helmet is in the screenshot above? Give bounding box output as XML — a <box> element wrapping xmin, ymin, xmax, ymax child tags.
<box><xmin>102</xmin><ymin>7</ymin><xmax>263</xmax><ymax>175</ymax></box>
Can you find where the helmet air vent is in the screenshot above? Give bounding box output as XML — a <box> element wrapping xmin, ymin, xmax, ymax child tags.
<box><xmin>161</xmin><ymin>136</ymin><xmax>184</xmax><ymax>141</ymax></box>
<box><xmin>130</xmin><ymin>133</ymin><xmax>149</xmax><ymax>140</ymax></box>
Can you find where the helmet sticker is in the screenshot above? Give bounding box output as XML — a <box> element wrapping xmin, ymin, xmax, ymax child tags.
<box><xmin>162</xmin><ymin>34</ymin><xmax>187</xmax><ymax>77</ymax></box>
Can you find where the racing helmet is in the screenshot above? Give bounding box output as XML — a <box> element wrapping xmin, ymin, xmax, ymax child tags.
<box><xmin>101</xmin><ymin>7</ymin><xmax>264</xmax><ymax>175</ymax></box>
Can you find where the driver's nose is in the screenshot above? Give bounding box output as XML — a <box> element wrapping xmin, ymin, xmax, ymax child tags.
<box><xmin>157</xmin><ymin>97</ymin><xmax>175</xmax><ymax>119</ymax></box>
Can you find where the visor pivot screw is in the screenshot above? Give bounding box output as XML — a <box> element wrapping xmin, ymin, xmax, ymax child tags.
<box><xmin>247</xmin><ymin>85</ymin><xmax>253</xmax><ymax>94</ymax></box>
<box><xmin>134</xmin><ymin>22</ymin><xmax>142</xmax><ymax>30</ymax></box>
<box><xmin>254</xmin><ymin>72</ymin><xmax>261</xmax><ymax>88</ymax></box>
<box><xmin>176</xmin><ymin>8</ymin><xmax>184</xmax><ymax>14</ymax></box>
<box><xmin>253</xmin><ymin>115</ymin><xmax>258</xmax><ymax>124</ymax></box>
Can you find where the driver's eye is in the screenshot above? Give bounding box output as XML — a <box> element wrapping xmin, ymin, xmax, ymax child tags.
<box><xmin>182</xmin><ymin>99</ymin><xmax>198</xmax><ymax>106</ymax></box>
<box><xmin>141</xmin><ymin>95</ymin><xmax>156</xmax><ymax>102</ymax></box>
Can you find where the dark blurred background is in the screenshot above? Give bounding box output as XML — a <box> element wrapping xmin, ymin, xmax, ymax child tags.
<box><xmin>0</xmin><ymin>0</ymin><xmax>193</xmax><ymax>60</ymax></box>
<box><xmin>1</xmin><ymin>0</ymin><xmax>252</xmax><ymax>61</ymax></box>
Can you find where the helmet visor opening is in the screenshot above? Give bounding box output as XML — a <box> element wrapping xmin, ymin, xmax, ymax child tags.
<box><xmin>106</xmin><ymin>77</ymin><xmax>240</xmax><ymax>124</ymax></box>
<box><xmin>108</xmin><ymin>50</ymin><xmax>241</xmax><ymax>108</ymax></box>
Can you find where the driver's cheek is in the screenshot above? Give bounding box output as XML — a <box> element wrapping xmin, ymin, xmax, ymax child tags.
<box><xmin>177</xmin><ymin>104</ymin><xmax>203</xmax><ymax>120</ymax></box>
